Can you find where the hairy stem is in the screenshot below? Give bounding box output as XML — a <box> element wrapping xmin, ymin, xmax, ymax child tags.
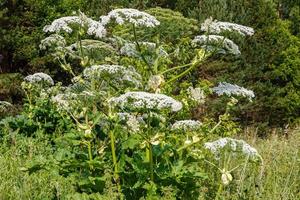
<box><xmin>215</xmin><ymin>183</ymin><xmax>223</xmax><ymax>200</ymax></box>
<box><xmin>109</xmin><ymin>128</ymin><xmax>122</xmax><ymax>196</ymax></box>
<box><xmin>87</xmin><ymin>141</ymin><xmax>93</xmax><ymax>170</ymax></box>
<box><xmin>164</xmin><ymin>61</ymin><xmax>198</xmax><ymax>86</ymax></box>
<box><xmin>148</xmin><ymin>143</ymin><xmax>154</xmax><ymax>182</ymax></box>
<box><xmin>160</xmin><ymin>63</ymin><xmax>193</xmax><ymax>75</ymax></box>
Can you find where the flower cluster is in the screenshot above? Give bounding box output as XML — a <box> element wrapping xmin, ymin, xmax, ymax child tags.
<box><xmin>117</xmin><ymin>112</ymin><xmax>144</xmax><ymax>133</ymax></box>
<box><xmin>68</xmin><ymin>39</ymin><xmax>115</xmax><ymax>51</ymax></box>
<box><xmin>146</xmin><ymin>75</ymin><xmax>165</xmax><ymax>93</ymax></box>
<box><xmin>109</xmin><ymin>92</ymin><xmax>183</xmax><ymax>112</ymax></box>
<box><xmin>187</xmin><ymin>86</ymin><xmax>206</xmax><ymax>104</ymax></box>
<box><xmin>120</xmin><ymin>42</ymin><xmax>168</xmax><ymax>58</ymax></box>
<box><xmin>201</xmin><ymin>17</ymin><xmax>254</xmax><ymax>36</ymax></box>
<box><xmin>83</xmin><ymin>65</ymin><xmax>142</xmax><ymax>88</ymax></box>
<box><xmin>171</xmin><ymin>120</ymin><xmax>202</xmax><ymax>131</ymax></box>
<box><xmin>39</xmin><ymin>34</ymin><xmax>66</xmax><ymax>50</ymax></box>
<box><xmin>43</xmin><ymin>12</ymin><xmax>106</xmax><ymax>38</ymax></box>
<box><xmin>51</xmin><ymin>92</ymin><xmax>79</xmax><ymax>111</ymax></box>
<box><xmin>24</xmin><ymin>73</ymin><xmax>54</xmax><ymax>86</ymax></box>
<box><xmin>192</xmin><ymin>35</ymin><xmax>240</xmax><ymax>55</ymax></box>
<box><xmin>212</xmin><ymin>82</ymin><xmax>255</xmax><ymax>100</ymax></box>
<box><xmin>100</xmin><ymin>8</ymin><xmax>160</xmax><ymax>27</ymax></box>
<box><xmin>204</xmin><ymin>138</ymin><xmax>261</xmax><ymax>160</ymax></box>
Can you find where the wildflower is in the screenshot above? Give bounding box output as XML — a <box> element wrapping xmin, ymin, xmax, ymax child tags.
<box><xmin>120</xmin><ymin>43</ymin><xmax>139</xmax><ymax>57</ymax></box>
<box><xmin>109</xmin><ymin>91</ymin><xmax>182</xmax><ymax>112</ymax></box>
<box><xmin>51</xmin><ymin>94</ymin><xmax>69</xmax><ymax>110</ymax></box>
<box><xmin>171</xmin><ymin>120</ymin><xmax>202</xmax><ymax>131</ymax></box>
<box><xmin>83</xmin><ymin>65</ymin><xmax>142</xmax><ymax>88</ymax></box>
<box><xmin>117</xmin><ymin>112</ymin><xmax>143</xmax><ymax>133</ymax></box>
<box><xmin>187</xmin><ymin>86</ymin><xmax>205</xmax><ymax>104</ymax></box>
<box><xmin>126</xmin><ymin>115</ymin><xmax>141</xmax><ymax>133</ymax></box>
<box><xmin>146</xmin><ymin>75</ymin><xmax>165</xmax><ymax>93</ymax></box>
<box><xmin>204</xmin><ymin>137</ymin><xmax>261</xmax><ymax>160</ymax></box>
<box><xmin>201</xmin><ymin>17</ymin><xmax>254</xmax><ymax>36</ymax></box>
<box><xmin>43</xmin><ymin>12</ymin><xmax>106</xmax><ymax>38</ymax></box>
<box><xmin>39</xmin><ymin>34</ymin><xmax>66</xmax><ymax>50</ymax></box>
<box><xmin>212</xmin><ymin>82</ymin><xmax>255</xmax><ymax>100</ymax></box>
<box><xmin>120</xmin><ymin>42</ymin><xmax>168</xmax><ymax>58</ymax></box>
<box><xmin>51</xmin><ymin>92</ymin><xmax>78</xmax><ymax>111</ymax></box>
<box><xmin>184</xmin><ymin>137</ymin><xmax>193</xmax><ymax>145</ymax></box>
<box><xmin>192</xmin><ymin>35</ymin><xmax>240</xmax><ymax>55</ymax></box>
<box><xmin>24</xmin><ymin>72</ymin><xmax>54</xmax><ymax>86</ymax></box>
<box><xmin>68</xmin><ymin>39</ymin><xmax>115</xmax><ymax>52</ymax></box>
<box><xmin>150</xmin><ymin>133</ymin><xmax>164</xmax><ymax>145</ymax></box>
<box><xmin>100</xmin><ymin>8</ymin><xmax>160</xmax><ymax>27</ymax></box>
<box><xmin>221</xmin><ymin>169</ymin><xmax>233</xmax><ymax>185</ymax></box>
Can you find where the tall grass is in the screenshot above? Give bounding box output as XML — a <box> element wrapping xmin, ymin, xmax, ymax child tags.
<box><xmin>0</xmin><ymin>129</ymin><xmax>299</xmax><ymax>199</ymax></box>
<box><xmin>235</xmin><ymin>128</ymin><xmax>300</xmax><ymax>200</ymax></box>
<box><xmin>0</xmin><ymin>134</ymin><xmax>76</xmax><ymax>200</ymax></box>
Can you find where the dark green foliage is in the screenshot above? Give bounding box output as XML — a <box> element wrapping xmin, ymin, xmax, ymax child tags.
<box><xmin>217</xmin><ymin>20</ymin><xmax>300</xmax><ymax>126</ymax></box>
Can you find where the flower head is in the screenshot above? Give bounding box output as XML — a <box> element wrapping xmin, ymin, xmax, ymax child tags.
<box><xmin>120</xmin><ymin>42</ymin><xmax>168</xmax><ymax>58</ymax></box>
<box><xmin>192</xmin><ymin>35</ymin><xmax>240</xmax><ymax>55</ymax></box>
<box><xmin>83</xmin><ymin>65</ymin><xmax>142</xmax><ymax>88</ymax></box>
<box><xmin>171</xmin><ymin>120</ymin><xmax>202</xmax><ymax>131</ymax></box>
<box><xmin>204</xmin><ymin>137</ymin><xmax>261</xmax><ymax>160</ymax></box>
<box><xmin>188</xmin><ymin>86</ymin><xmax>205</xmax><ymax>104</ymax></box>
<box><xmin>201</xmin><ymin>17</ymin><xmax>254</xmax><ymax>36</ymax></box>
<box><xmin>39</xmin><ymin>34</ymin><xmax>66</xmax><ymax>50</ymax></box>
<box><xmin>100</xmin><ymin>8</ymin><xmax>160</xmax><ymax>27</ymax></box>
<box><xmin>109</xmin><ymin>91</ymin><xmax>182</xmax><ymax>112</ymax></box>
<box><xmin>24</xmin><ymin>73</ymin><xmax>54</xmax><ymax>86</ymax></box>
<box><xmin>146</xmin><ymin>75</ymin><xmax>165</xmax><ymax>93</ymax></box>
<box><xmin>212</xmin><ymin>82</ymin><xmax>255</xmax><ymax>100</ymax></box>
<box><xmin>43</xmin><ymin>12</ymin><xmax>106</xmax><ymax>38</ymax></box>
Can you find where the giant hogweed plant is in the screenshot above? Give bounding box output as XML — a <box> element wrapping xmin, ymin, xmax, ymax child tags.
<box><xmin>16</xmin><ymin>8</ymin><xmax>263</xmax><ymax>199</ymax></box>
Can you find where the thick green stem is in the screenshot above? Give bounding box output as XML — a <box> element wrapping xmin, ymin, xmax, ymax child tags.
<box><xmin>160</xmin><ymin>63</ymin><xmax>193</xmax><ymax>75</ymax></box>
<box><xmin>177</xmin><ymin>119</ymin><xmax>223</xmax><ymax>152</ymax></box>
<box><xmin>148</xmin><ymin>143</ymin><xmax>154</xmax><ymax>182</ymax></box>
<box><xmin>215</xmin><ymin>183</ymin><xmax>223</xmax><ymax>200</ymax></box>
<box><xmin>78</xmin><ymin>26</ymin><xmax>84</xmax><ymax>58</ymax></box>
<box><xmin>164</xmin><ymin>62</ymin><xmax>198</xmax><ymax>85</ymax></box>
<box><xmin>87</xmin><ymin>141</ymin><xmax>94</xmax><ymax>171</ymax></box>
<box><xmin>110</xmin><ymin>130</ymin><xmax>119</xmax><ymax>178</ymax></box>
<box><xmin>109</xmin><ymin>129</ymin><xmax>122</xmax><ymax>196</ymax></box>
<box><xmin>87</xmin><ymin>142</ymin><xmax>93</xmax><ymax>161</ymax></box>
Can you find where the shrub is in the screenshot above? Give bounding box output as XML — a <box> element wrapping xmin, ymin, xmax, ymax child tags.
<box><xmin>0</xmin><ymin>8</ymin><xmax>265</xmax><ymax>199</ymax></box>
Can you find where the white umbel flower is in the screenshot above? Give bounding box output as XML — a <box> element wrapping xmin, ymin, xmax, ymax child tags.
<box><xmin>100</xmin><ymin>8</ymin><xmax>160</xmax><ymax>27</ymax></box>
<box><xmin>51</xmin><ymin>92</ymin><xmax>78</xmax><ymax>111</ymax></box>
<box><xmin>109</xmin><ymin>91</ymin><xmax>182</xmax><ymax>112</ymax></box>
<box><xmin>212</xmin><ymin>82</ymin><xmax>255</xmax><ymax>100</ymax></box>
<box><xmin>120</xmin><ymin>42</ymin><xmax>168</xmax><ymax>59</ymax></box>
<box><xmin>39</xmin><ymin>34</ymin><xmax>66</xmax><ymax>50</ymax></box>
<box><xmin>43</xmin><ymin>12</ymin><xmax>106</xmax><ymax>38</ymax></box>
<box><xmin>171</xmin><ymin>120</ymin><xmax>202</xmax><ymax>131</ymax></box>
<box><xmin>83</xmin><ymin>65</ymin><xmax>142</xmax><ymax>88</ymax></box>
<box><xmin>204</xmin><ymin>137</ymin><xmax>261</xmax><ymax>160</ymax></box>
<box><xmin>192</xmin><ymin>35</ymin><xmax>240</xmax><ymax>55</ymax></box>
<box><xmin>120</xmin><ymin>43</ymin><xmax>139</xmax><ymax>57</ymax></box>
<box><xmin>146</xmin><ymin>75</ymin><xmax>165</xmax><ymax>92</ymax></box>
<box><xmin>24</xmin><ymin>73</ymin><xmax>54</xmax><ymax>85</ymax></box>
<box><xmin>201</xmin><ymin>17</ymin><xmax>254</xmax><ymax>36</ymax></box>
<box><xmin>187</xmin><ymin>86</ymin><xmax>205</xmax><ymax>104</ymax></box>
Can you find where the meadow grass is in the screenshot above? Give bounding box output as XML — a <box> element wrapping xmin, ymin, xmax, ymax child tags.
<box><xmin>0</xmin><ymin>129</ymin><xmax>299</xmax><ymax>199</ymax></box>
